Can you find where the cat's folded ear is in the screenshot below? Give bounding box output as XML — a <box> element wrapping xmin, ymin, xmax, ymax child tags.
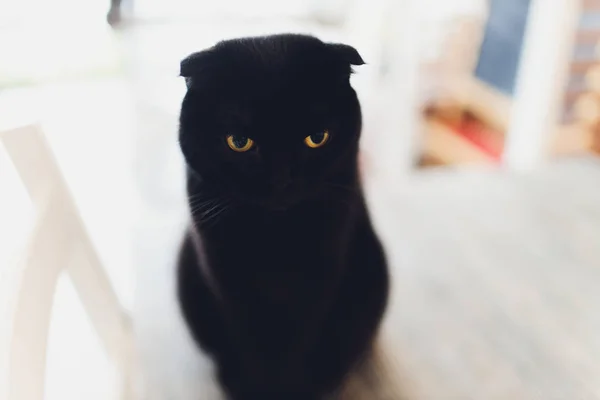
<box><xmin>180</xmin><ymin>49</ymin><xmax>213</xmax><ymax>77</ymax></box>
<box><xmin>180</xmin><ymin>49</ymin><xmax>214</xmax><ymax>88</ymax></box>
<box><xmin>328</xmin><ymin>43</ymin><xmax>365</xmax><ymax>66</ymax></box>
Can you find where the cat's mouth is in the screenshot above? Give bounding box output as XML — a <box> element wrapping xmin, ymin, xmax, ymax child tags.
<box><xmin>259</xmin><ymin>193</ymin><xmax>304</xmax><ymax>211</ymax></box>
<box><xmin>264</xmin><ymin>198</ymin><xmax>295</xmax><ymax>211</ymax></box>
<box><xmin>229</xmin><ymin>183</ymin><xmax>317</xmax><ymax>211</ymax></box>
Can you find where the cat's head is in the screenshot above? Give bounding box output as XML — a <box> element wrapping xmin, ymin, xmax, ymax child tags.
<box><xmin>178</xmin><ymin>34</ymin><xmax>364</xmax><ymax>209</ymax></box>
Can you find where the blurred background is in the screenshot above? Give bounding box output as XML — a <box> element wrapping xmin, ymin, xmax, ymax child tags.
<box><xmin>1</xmin><ymin>0</ymin><xmax>600</xmax><ymax>399</ymax></box>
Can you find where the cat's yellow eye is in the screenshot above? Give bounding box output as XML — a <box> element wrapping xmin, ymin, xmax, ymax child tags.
<box><xmin>226</xmin><ymin>135</ymin><xmax>254</xmax><ymax>152</ymax></box>
<box><xmin>304</xmin><ymin>130</ymin><xmax>330</xmax><ymax>148</ymax></box>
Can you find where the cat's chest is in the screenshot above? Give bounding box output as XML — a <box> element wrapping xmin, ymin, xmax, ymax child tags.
<box><xmin>216</xmin><ymin>219</ymin><xmax>330</xmax><ymax>267</ymax></box>
<box><xmin>204</xmin><ymin>211</ymin><xmax>342</xmax><ymax>289</ymax></box>
<box><xmin>220</xmin><ymin>207</ymin><xmax>335</xmax><ymax>249</ymax></box>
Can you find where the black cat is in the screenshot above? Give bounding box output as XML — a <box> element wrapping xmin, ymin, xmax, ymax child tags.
<box><xmin>176</xmin><ymin>34</ymin><xmax>389</xmax><ymax>400</ymax></box>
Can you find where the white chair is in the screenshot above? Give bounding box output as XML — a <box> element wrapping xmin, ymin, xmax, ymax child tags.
<box><xmin>0</xmin><ymin>123</ymin><xmax>134</xmax><ymax>400</ymax></box>
<box><xmin>343</xmin><ymin>0</ymin><xmax>424</xmax><ymax>180</ymax></box>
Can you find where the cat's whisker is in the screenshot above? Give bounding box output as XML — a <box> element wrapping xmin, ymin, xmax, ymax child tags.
<box><xmin>187</xmin><ymin>192</ymin><xmax>220</xmax><ymax>207</ymax></box>
<box><xmin>188</xmin><ymin>194</ymin><xmax>217</xmax><ymax>206</ymax></box>
<box><xmin>186</xmin><ymin>192</ymin><xmax>205</xmax><ymax>200</ymax></box>
<box><xmin>189</xmin><ymin>204</ymin><xmax>212</xmax><ymax>216</ymax></box>
<box><xmin>198</xmin><ymin>202</ymin><xmax>223</xmax><ymax>219</ymax></box>
<box><xmin>201</xmin><ymin>204</ymin><xmax>230</xmax><ymax>228</ymax></box>
<box><xmin>192</xmin><ymin>202</ymin><xmax>230</xmax><ymax>229</ymax></box>
<box><xmin>190</xmin><ymin>204</ymin><xmax>218</xmax><ymax>219</ymax></box>
<box><xmin>188</xmin><ymin>194</ymin><xmax>233</xmax><ymax>229</ymax></box>
<box><xmin>189</xmin><ymin>198</ymin><xmax>220</xmax><ymax>215</ymax></box>
<box><xmin>187</xmin><ymin>196</ymin><xmax>208</xmax><ymax>206</ymax></box>
<box><xmin>191</xmin><ymin>205</ymin><xmax>219</xmax><ymax>220</ymax></box>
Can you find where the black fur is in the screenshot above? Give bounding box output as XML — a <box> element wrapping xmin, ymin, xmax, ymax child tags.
<box><xmin>176</xmin><ymin>34</ymin><xmax>388</xmax><ymax>400</ymax></box>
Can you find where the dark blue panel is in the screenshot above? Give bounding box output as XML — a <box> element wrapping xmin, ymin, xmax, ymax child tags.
<box><xmin>474</xmin><ymin>0</ymin><xmax>533</xmax><ymax>96</ymax></box>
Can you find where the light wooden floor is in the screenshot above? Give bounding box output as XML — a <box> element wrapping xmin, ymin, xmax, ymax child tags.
<box><xmin>361</xmin><ymin>156</ymin><xmax>600</xmax><ymax>400</ymax></box>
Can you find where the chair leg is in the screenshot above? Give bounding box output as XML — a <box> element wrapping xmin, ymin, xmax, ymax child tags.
<box><xmin>67</xmin><ymin>240</ymin><xmax>135</xmax><ymax>400</ymax></box>
<box><xmin>107</xmin><ymin>0</ymin><xmax>123</xmax><ymax>26</ymax></box>
<box><xmin>6</xmin><ymin>196</ymin><xmax>72</xmax><ymax>400</ymax></box>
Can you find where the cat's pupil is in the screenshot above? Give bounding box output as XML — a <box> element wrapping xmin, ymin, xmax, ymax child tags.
<box><xmin>232</xmin><ymin>136</ymin><xmax>248</xmax><ymax>148</ymax></box>
<box><xmin>311</xmin><ymin>132</ymin><xmax>325</xmax><ymax>144</ymax></box>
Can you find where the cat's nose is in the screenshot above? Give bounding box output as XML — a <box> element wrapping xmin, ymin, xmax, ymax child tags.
<box><xmin>272</xmin><ymin>169</ymin><xmax>292</xmax><ymax>190</ymax></box>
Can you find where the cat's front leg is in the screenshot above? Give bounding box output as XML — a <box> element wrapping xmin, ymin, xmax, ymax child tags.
<box><xmin>308</xmin><ymin>225</ymin><xmax>389</xmax><ymax>395</ymax></box>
